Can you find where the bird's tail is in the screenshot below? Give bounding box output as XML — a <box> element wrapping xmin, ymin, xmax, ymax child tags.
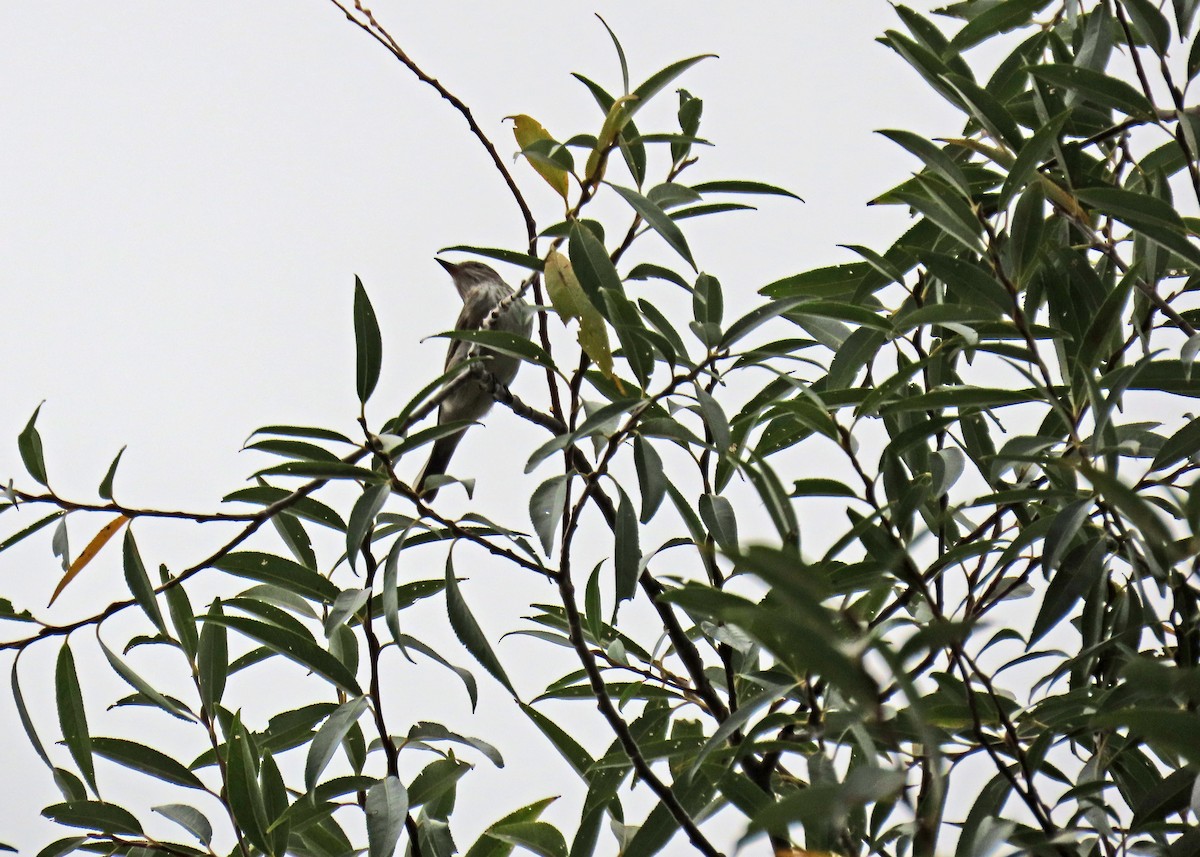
<box><xmin>415</xmin><ymin>431</ymin><xmax>466</xmax><ymax>500</ymax></box>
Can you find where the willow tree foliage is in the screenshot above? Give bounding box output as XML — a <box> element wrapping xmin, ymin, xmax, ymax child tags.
<box><xmin>5</xmin><ymin>2</ymin><xmax>1200</xmax><ymax>855</ymax></box>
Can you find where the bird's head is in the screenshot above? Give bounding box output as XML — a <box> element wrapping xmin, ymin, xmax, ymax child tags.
<box><xmin>437</xmin><ymin>258</ymin><xmax>505</xmax><ymax>301</ymax></box>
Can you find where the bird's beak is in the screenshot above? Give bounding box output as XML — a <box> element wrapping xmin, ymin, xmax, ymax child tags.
<box><xmin>435</xmin><ymin>258</ymin><xmax>460</xmax><ymax>275</ymax></box>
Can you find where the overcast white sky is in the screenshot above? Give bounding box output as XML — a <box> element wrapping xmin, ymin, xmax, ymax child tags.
<box><xmin>0</xmin><ymin>2</ymin><xmax>962</xmax><ymax>853</ymax></box>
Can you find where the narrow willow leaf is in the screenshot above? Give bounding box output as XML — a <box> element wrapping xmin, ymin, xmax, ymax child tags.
<box><xmin>42</xmin><ymin>801</ymin><xmax>142</xmax><ymax>835</ymax></box>
<box><xmin>346</xmin><ymin>483</ymin><xmax>390</xmax><ymax>572</ymax></box>
<box><xmin>530</xmin><ymin>475</ymin><xmax>569</xmax><ymax>555</ymax></box>
<box><xmin>161</xmin><ymin>565</ymin><xmax>198</xmax><ymax>658</ymax></box>
<box><xmin>123</xmin><ymin>528</ymin><xmax>166</xmax><ymax>635</ymax></box>
<box><xmin>609</xmin><ymin>183</ymin><xmax>696</xmax><ymax>269</ymax></box>
<box><xmin>55</xmin><ymin>643</ymin><xmax>96</xmax><ymax>794</ymax></box>
<box><xmin>99</xmin><ymin>637</ymin><xmax>195</xmax><ymax>722</ymax></box>
<box><xmin>628</xmin><ymin>54</ymin><xmax>717</xmax><ymax>121</ymax></box>
<box><xmin>12</xmin><ymin>658</ymin><xmax>52</xmax><ymax>768</ymax></box>
<box><xmin>18</xmin><ymin>402</ymin><xmax>49</xmax><ymax>486</ymax></box>
<box><xmin>260</xmin><ymin>751</ymin><xmax>290</xmax><ymax>857</ymax></box>
<box><xmin>382</xmin><ymin>527</ymin><xmax>412</xmax><ymax>647</ymax></box>
<box><xmin>438</xmin><ymin>245</ymin><xmax>545</xmax><ymax>271</ymax></box>
<box><xmin>699</xmin><ymin>494</ymin><xmax>738</xmax><ymax>552</ymax></box>
<box><xmin>152</xmin><ymin>804</ymin><xmax>213</xmax><ymax>846</ymax></box>
<box><xmin>486</xmin><ymin>822</ymin><xmax>568</xmax><ymax>857</ymax></box>
<box><xmin>691</xmin><ymin>179</ymin><xmax>801</xmax><ymax>200</ymax></box>
<box><xmin>354</xmin><ymin>276</ymin><xmax>383</xmax><ymax>404</ymax></box>
<box><xmin>306</xmin><ymin>697</ymin><xmax>369</xmax><ymax>792</ymax></box>
<box><xmin>366</xmin><ymin>776</ymin><xmax>409</xmax><ymax>857</ymax></box>
<box><xmin>97</xmin><ymin>446</ymin><xmax>126</xmax><ymax>500</ymax></box>
<box><xmin>1153</xmin><ymin>419</ymin><xmax>1200</xmax><ymax>471</ymax></box>
<box><xmin>226</xmin><ymin>717</ymin><xmax>270</xmax><ymax>854</ymax></box>
<box><xmin>48</xmin><ymin>516</ymin><xmax>129</xmax><ymax>607</ymax></box>
<box><xmin>634</xmin><ymin>436</ymin><xmax>666</xmax><ymax>523</ymax></box>
<box><xmin>396</xmin><ymin>634</ymin><xmax>479</xmax><ymax>711</ymax></box>
<box><xmin>568</xmin><ymin>221</ymin><xmax>624</xmax><ymax>306</ymax></box>
<box><xmin>1030</xmin><ymin>538</ymin><xmax>1106</xmax><ymax>645</ymax></box>
<box><xmin>407</xmin><ymin>721</ymin><xmax>504</xmax><ymax>767</ymax></box>
<box><xmin>197</xmin><ymin>599</ymin><xmax>228</xmax><ymax>713</ymax></box>
<box><xmin>1029</xmin><ymin>64</ymin><xmax>1155</xmax><ymax>119</ymax></box>
<box><xmin>92</xmin><ymin>737</ymin><xmax>204</xmax><ymax>789</ymax></box>
<box><xmin>877</xmin><ymin>129</ymin><xmax>972</xmax><ymax>199</ymax></box>
<box><xmin>614</xmin><ymin>486</ymin><xmax>640</xmax><ymax>606</ymax></box>
<box><xmin>202</xmin><ymin>615</ymin><xmax>362</xmax><ymax>695</ymax></box>
<box><xmin>948</xmin><ymin>0</ymin><xmax>1051</xmax><ymax>52</ymax></box>
<box><xmin>446</xmin><ymin>559</ymin><xmax>516</xmax><ymax>695</ymax></box>
<box><xmin>465</xmin><ymin>798</ymin><xmax>559</xmax><ymax>857</ymax></box>
<box><xmin>212</xmin><ymin>552</ymin><xmax>339</xmax><ymax>603</ymax></box>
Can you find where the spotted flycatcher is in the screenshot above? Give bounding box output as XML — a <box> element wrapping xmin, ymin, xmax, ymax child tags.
<box><xmin>415</xmin><ymin>259</ymin><xmax>532</xmax><ymax>499</ymax></box>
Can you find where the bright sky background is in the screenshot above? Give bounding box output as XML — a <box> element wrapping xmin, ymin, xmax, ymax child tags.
<box><xmin>0</xmin><ymin>2</ymin><xmax>964</xmax><ymax>853</ymax></box>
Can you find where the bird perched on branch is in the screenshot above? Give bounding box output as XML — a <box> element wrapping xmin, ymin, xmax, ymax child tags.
<box><xmin>415</xmin><ymin>258</ymin><xmax>532</xmax><ymax>500</ymax></box>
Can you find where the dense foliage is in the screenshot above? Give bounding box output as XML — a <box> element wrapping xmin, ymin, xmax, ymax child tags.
<box><xmin>7</xmin><ymin>1</ymin><xmax>1200</xmax><ymax>855</ymax></box>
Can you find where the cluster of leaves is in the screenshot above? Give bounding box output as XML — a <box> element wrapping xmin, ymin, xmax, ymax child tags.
<box><xmin>8</xmin><ymin>1</ymin><xmax>1200</xmax><ymax>855</ymax></box>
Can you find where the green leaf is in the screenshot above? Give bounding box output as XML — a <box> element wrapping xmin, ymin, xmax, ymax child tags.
<box><xmin>627</xmin><ymin>54</ymin><xmax>716</xmax><ymax>121</ymax></box>
<box><xmin>55</xmin><ymin>642</ymin><xmax>96</xmax><ymax>794</ymax></box>
<box><xmin>354</xmin><ymin>276</ymin><xmax>383</xmax><ymax>404</ymax></box>
<box><xmin>1029</xmin><ymin>538</ymin><xmax>1106</xmax><ymax>645</ymax></box>
<box><xmin>877</xmin><ymin>129</ymin><xmax>972</xmax><ymax>199</ymax></box>
<box><xmin>1124</xmin><ymin>0</ymin><xmax>1171</xmax><ymax>53</ymax></box>
<box><xmin>465</xmin><ymin>798</ymin><xmax>559</xmax><ymax>857</ymax></box>
<box><xmin>212</xmin><ymin>552</ymin><xmax>340</xmax><ymax>603</ymax></box>
<box><xmin>202</xmin><ymin>614</ymin><xmax>362</xmax><ymax>695</ymax></box>
<box><xmin>948</xmin><ymin>0</ymin><xmax>1051</xmax><ymax>52</ymax></box>
<box><xmin>98</xmin><ymin>446</ymin><xmax>126</xmax><ymax>500</ymax></box>
<box><xmin>123</xmin><ymin>529</ymin><xmax>166</xmax><ymax>635</ymax></box>
<box><xmin>609</xmin><ymin>183</ymin><xmax>696</xmax><ymax>269</ymax></box>
<box><xmin>99</xmin><ymin>637</ymin><xmax>196</xmax><ymax>722</ymax></box>
<box><xmin>446</xmin><ymin>557</ymin><xmax>516</xmax><ymax>695</ymax></box>
<box><xmin>226</xmin><ymin>717</ymin><xmax>270</xmax><ymax>853</ymax></box>
<box><xmin>407</xmin><ymin>721</ymin><xmax>504</xmax><ymax>767</ymax></box>
<box><xmin>699</xmin><ymin>493</ymin><xmax>738</xmax><ymax>551</ymax></box>
<box><xmin>0</xmin><ymin>510</ymin><xmax>63</xmax><ymax>555</ymax></box>
<box><xmin>790</xmin><ymin>478</ymin><xmax>857</xmax><ymax>497</ymax></box>
<box><xmin>306</xmin><ymin>696</ymin><xmax>369</xmax><ymax>792</ymax></box>
<box><xmin>998</xmin><ymin>109</ymin><xmax>1070</xmax><ymax>209</ymax></box>
<box><xmin>346</xmin><ymin>483</ymin><xmax>390</xmax><ymax>572</ymax></box>
<box><xmin>152</xmin><ymin>804</ymin><xmax>213</xmax><ymax>845</ymax></box>
<box><xmin>197</xmin><ymin>599</ymin><xmax>228</xmax><ymax>713</ymax></box>
<box><xmin>691</xmin><ymin>179</ymin><xmax>802</xmax><ymax>200</ymax></box>
<box><xmin>1153</xmin><ymin>418</ymin><xmax>1200</xmax><ymax>471</ymax></box>
<box><xmin>92</xmin><ymin>736</ymin><xmax>204</xmax><ymax>789</ymax></box>
<box><xmin>569</xmin><ymin>221</ymin><xmax>624</xmax><ymax>306</ymax></box>
<box><xmin>18</xmin><ymin>402</ymin><xmax>49</xmax><ymax>486</ymax></box>
<box><xmin>487</xmin><ymin>822</ymin><xmax>568</xmax><ymax>857</ymax></box>
<box><xmin>366</xmin><ymin>776</ymin><xmax>409</xmax><ymax>857</ymax></box>
<box><xmin>530</xmin><ymin>475</ymin><xmax>569</xmax><ymax>555</ymax></box>
<box><xmin>1028</xmin><ymin>64</ymin><xmax>1155</xmax><ymax>119</ymax></box>
<box><xmin>223</xmin><ymin>486</ymin><xmax>347</xmax><ymax>531</ymax></box>
<box><xmin>160</xmin><ymin>565</ymin><xmax>198</xmax><ymax>659</ymax></box>
<box><xmin>438</xmin><ymin>245</ymin><xmax>545</xmax><ymax>271</ymax></box>
<box><xmin>42</xmin><ymin>801</ymin><xmax>142</xmax><ymax>835</ymax></box>
<box><xmin>256</xmin><ymin>460</ymin><xmax>386</xmax><ymax>481</ymax></box>
<box><xmin>12</xmin><ymin>657</ymin><xmax>52</xmax><ymax>768</ymax></box>
<box><xmin>614</xmin><ymin>486</ymin><xmax>640</xmax><ymax>606</ymax></box>
<box><xmin>433</xmin><ymin>329</ymin><xmax>554</xmax><ymax>369</ymax></box>
<box><xmin>1077</xmin><ymin>186</ymin><xmax>1200</xmax><ymax>269</ymax></box>
<box><xmin>633</xmin><ymin>437</ymin><xmax>666</xmax><ymax>523</ymax></box>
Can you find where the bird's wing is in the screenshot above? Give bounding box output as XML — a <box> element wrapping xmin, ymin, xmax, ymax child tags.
<box><xmin>444</xmin><ymin>302</ymin><xmax>477</xmax><ymax>371</ymax></box>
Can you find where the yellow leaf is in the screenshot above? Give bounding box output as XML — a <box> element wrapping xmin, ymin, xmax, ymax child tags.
<box><xmin>544</xmin><ymin>250</ymin><xmax>615</xmax><ymax>381</ymax></box>
<box><xmin>585</xmin><ymin>94</ymin><xmax>639</xmax><ymax>183</ymax></box>
<box><xmin>48</xmin><ymin>515</ymin><xmax>130</xmax><ymax>606</ymax></box>
<box><xmin>508</xmin><ymin>114</ymin><xmax>569</xmax><ymax>201</ymax></box>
